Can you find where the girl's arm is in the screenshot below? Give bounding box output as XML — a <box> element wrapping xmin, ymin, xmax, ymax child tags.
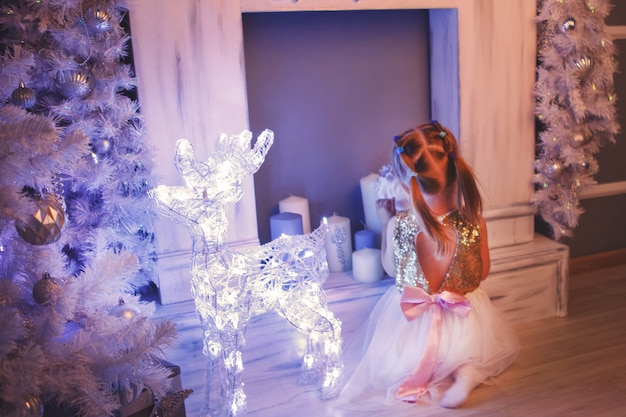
<box><xmin>381</xmin><ymin>215</ymin><xmax>396</xmax><ymax>277</ymax></box>
<box><xmin>479</xmin><ymin>215</ymin><xmax>491</xmax><ymax>280</ymax></box>
<box><xmin>377</xmin><ymin>198</ymin><xmax>396</xmax><ymax>277</ymax></box>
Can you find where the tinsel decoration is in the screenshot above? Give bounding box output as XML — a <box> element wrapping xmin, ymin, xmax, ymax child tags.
<box><xmin>11</xmin><ymin>82</ymin><xmax>37</xmax><ymax>109</ymax></box>
<box><xmin>32</xmin><ymin>272</ymin><xmax>60</xmax><ymax>306</ymax></box>
<box><xmin>15</xmin><ymin>193</ymin><xmax>66</xmax><ymax>245</ymax></box>
<box><xmin>533</xmin><ymin>0</ymin><xmax>620</xmax><ymax>240</ymax></box>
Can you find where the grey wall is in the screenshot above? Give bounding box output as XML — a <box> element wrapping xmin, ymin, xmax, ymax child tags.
<box><xmin>243</xmin><ymin>10</ymin><xmax>431</xmax><ymax>244</ymax></box>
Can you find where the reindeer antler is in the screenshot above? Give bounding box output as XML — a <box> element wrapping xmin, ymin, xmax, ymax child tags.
<box><xmin>150</xmin><ymin>129</ymin><xmax>274</xmax><ymax>222</ymax></box>
<box><xmin>172</xmin><ymin>130</ymin><xmax>273</xmax><ymax>193</ymax></box>
<box><xmin>174</xmin><ymin>138</ymin><xmax>210</xmax><ymax>190</ymax></box>
<box><xmin>214</xmin><ymin>129</ymin><xmax>274</xmax><ymax>177</ymax></box>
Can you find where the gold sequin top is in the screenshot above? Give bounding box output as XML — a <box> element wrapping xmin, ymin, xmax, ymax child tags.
<box><xmin>393</xmin><ymin>209</ymin><xmax>483</xmax><ymax>295</ymax></box>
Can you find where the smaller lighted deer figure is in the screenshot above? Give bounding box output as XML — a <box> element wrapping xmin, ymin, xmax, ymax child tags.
<box><xmin>150</xmin><ymin>130</ymin><xmax>343</xmax><ymax>417</ymax></box>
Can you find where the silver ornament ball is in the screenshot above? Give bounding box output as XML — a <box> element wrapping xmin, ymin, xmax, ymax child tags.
<box><xmin>58</xmin><ymin>69</ymin><xmax>94</xmax><ymax>99</ymax></box>
<box><xmin>109</xmin><ymin>297</ymin><xmax>141</xmax><ymax>320</ymax></box>
<box><xmin>544</xmin><ymin>160</ymin><xmax>563</xmax><ymax>178</ymax></box>
<box><xmin>11</xmin><ymin>82</ymin><xmax>36</xmax><ymax>109</ymax></box>
<box><xmin>93</xmin><ymin>138</ymin><xmax>112</xmax><ymax>154</ymax></box>
<box><xmin>32</xmin><ymin>272</ymin><xmax>60</xmax><ymax>306</ymax></box>
<box><xmin>574</xmin><ymin>160</ymin><xmax>592</xmax><ymax>175</ymax></box>
<box><xmin>0</xmin><ymin>395</ymin><xmax>44</xmax><ymax>417</ymax></box>
<box><xmin>84</xmin><ymin>6</ymin><xmax>113</xmax><ymax>35</ymax></box>
<box><xmin>573</xmin><ymin>55</ymin><xmax>593</xmax><ymax>79</ymax></box>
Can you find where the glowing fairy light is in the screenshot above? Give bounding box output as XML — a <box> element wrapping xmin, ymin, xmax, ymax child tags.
<box><xmin>150</xmin><ymin>130</ymin><xmax>343</xmax><ymax>416</ymax></box>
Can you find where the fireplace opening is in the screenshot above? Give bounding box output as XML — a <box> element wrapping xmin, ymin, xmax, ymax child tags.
<box><xmin>243</xmin><ymin>9</ymin><xmax>458</xmax><ymax>244</ymax></box>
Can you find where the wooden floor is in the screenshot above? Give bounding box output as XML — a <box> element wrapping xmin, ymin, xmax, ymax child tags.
<box><xmin>154</xmin><ymin>249</ymin><xmax>626</xmax><ymax>417</ymax></box>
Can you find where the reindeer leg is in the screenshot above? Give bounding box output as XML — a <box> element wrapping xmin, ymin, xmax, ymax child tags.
<box><xmin>193</xmin><ymin>280</ymin><xmax>250</xmax><ymax>417</ymax></box>
<box><xmin>195</xmin><ymin>309</ymin><xmax>249</xmax><ymax>417</ymax></box>
<box><xmin>316</xmin><ymin>307</ymin><xmax>344</xmax><ymax>400</ymax></box>
<box><xmin>279</xmin><ymin>289</ymin><xmax>344</xmax><ymax>400</ymax></box>
<box><xmin>299</xmin><ymin>329</ymin><xmax>321</xmax><ymax>386</ymax></box>
<box><xmin>195</xmin><ymin>305</ymin><xmax>228</xmax><ymax>417</ymax></box>
<box><xmin>218</xmin><ymin>325</ymin><xmax>247</xmax><ymax>417</ymax></box>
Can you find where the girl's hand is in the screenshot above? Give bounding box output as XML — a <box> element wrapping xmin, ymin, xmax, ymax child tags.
<box><xmin>376</xmin><ymin>198</ymin><xmax>396</xmax><ymax>224</ymax></box>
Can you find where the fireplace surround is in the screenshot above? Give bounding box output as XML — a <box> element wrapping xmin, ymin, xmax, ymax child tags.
<box><xmin>129</xmin><ymin>0</ymin><xmax>568</xmax><ymax>323</ymax></box>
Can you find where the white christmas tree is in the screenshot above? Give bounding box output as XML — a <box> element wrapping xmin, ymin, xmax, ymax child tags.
<box><xmin>0</xmin><ymin>1</ymin><xmax>180</xmax><ymax>416</ymax></box>
<box><xmin>533</xmin><ymin>0</ymin><xmax>620</xmax><ymax>239</ymax></box>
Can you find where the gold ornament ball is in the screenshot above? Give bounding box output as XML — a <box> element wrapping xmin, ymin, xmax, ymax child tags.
<box><xmin>32</xmin><ymin>272</ymin><xmax>60</xmax><ymax>306</ymax></box>
<box><xmin>571</xmin><ymin>127</ymin><xmax>593</xmax><ymax>148</ymax></box>
<box><xmin>15</xmin><ymin>195</ymin><xmax>65</xmax><ymax>245</ymax></box>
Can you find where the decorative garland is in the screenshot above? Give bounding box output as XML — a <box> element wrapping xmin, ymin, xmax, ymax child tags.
<box><xmin>533</xmin><ymin>0</ymin><xmax>620</xmax><ymax>240</ymax></box>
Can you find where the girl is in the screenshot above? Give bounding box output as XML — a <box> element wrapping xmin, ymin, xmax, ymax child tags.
<box><xmin>340</xmin><ymin>121</ymin><xmax>519</xmax><ymax>409</ymax></box>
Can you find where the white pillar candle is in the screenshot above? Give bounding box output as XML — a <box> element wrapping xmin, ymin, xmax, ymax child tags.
<box><xmin>354</xmin><ymin>229</ymin><xmax>376</xmax><ymax>250</ymax></box>
<box><xmin>270</xmin><ymin>212</ymin><xmax>303</xmax><ymax>240</ymax></box>
<box><xmin>360</xmin><ymin>173</ymin><xmax>382</xmax><ymax>235</ymax></box>
<box><xmin>322</xmin><ymin>215</ymin><xmax>352</xmax><ymax>272</ymax></box>
<box><xmin>351</xmin><ymin>248</ymin><xmax>384</xmax><ymax>283</ymax></box>
<box><xmin>279</xmin><ymin>195</ymin><xmax>311</xmax><ymax>233</ymax></box>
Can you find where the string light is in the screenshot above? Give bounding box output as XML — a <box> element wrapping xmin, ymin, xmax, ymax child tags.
<box><xmin>150</xmin><ymin>130</ymin><xmax>343</xmax><ymax>416</ymax></box>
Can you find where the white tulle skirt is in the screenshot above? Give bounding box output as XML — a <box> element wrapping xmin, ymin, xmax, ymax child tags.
<box><xmin>339</xmin><ymin>284</ymin><xmax>520</xmax><ymax>405</ymax></box>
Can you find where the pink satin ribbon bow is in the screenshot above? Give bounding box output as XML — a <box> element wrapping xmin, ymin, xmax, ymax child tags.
<box><xmin>395</xmin><ymin>286</ymin><xmax>471</xmax><ymax>402</ymax></box>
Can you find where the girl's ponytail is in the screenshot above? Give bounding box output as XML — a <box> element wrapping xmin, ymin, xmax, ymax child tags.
<box><xmin>409</xmin><ymin>175</ymin><xmax>453</xmax><ymax>255</ymax></box>
<box><xmin>451</xmin><ymin>154</ymin><xmax>482</xmax><ymax>225</ymax></box>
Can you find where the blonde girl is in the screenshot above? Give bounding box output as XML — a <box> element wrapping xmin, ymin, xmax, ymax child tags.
<box><xmin>340</xmin><ymin>121</ymin><xmax>519</xmax><ymax>409</ymax></box>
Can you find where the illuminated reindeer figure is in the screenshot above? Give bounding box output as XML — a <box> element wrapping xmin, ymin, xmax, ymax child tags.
<box><xmin>150</xmin><ymin>130</ymin><xmax>343</xmax><ymax>417</ymax></box>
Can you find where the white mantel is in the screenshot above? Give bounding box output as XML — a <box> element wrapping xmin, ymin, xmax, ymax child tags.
<box><xmin>130</xmin><ymin>0</ymin><xmax>569</xmax><ymax>317</ymax></box>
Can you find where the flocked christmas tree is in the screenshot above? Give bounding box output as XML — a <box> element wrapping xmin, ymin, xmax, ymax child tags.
<box><xmin>0</xmin><ymin>1</ymin><xmax>181</xmax><ymax>416</ymax></box>
<box><xmin>533</xmin><ymin>0</ymin><xmax>620</xmax><ymax>240</ymax></box>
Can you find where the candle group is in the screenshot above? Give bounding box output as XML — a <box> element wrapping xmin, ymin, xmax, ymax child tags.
<box><xmin>273</xmin><ymin>189</ymin><xmax>388</xmax><ymax>283</ymax></box>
